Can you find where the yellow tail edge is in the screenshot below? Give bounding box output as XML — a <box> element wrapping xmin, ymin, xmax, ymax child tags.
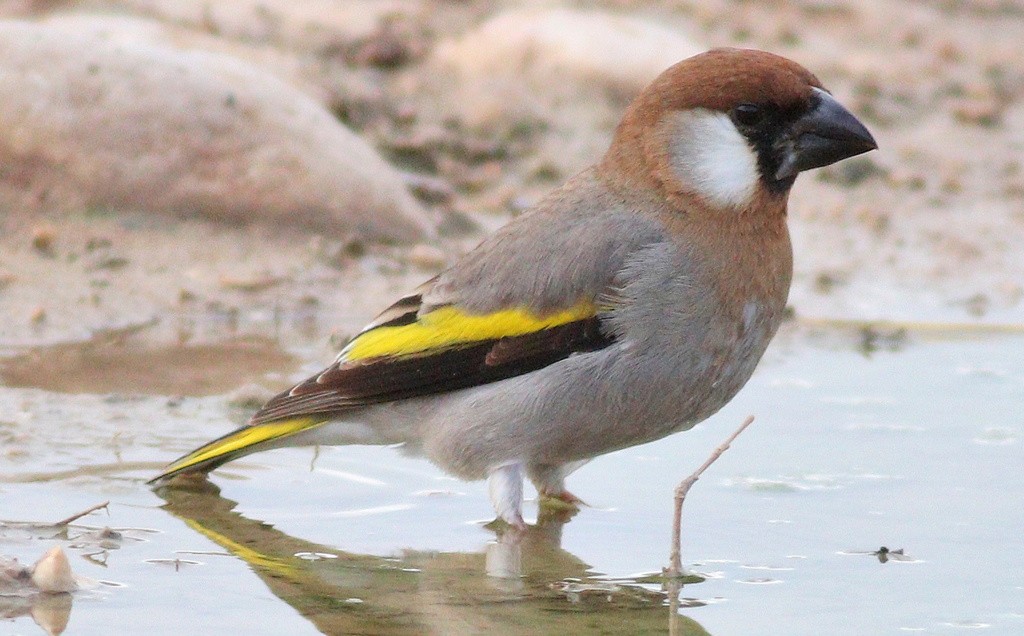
<box><xmin>181</xmin><ymin>518</ymin><xmax>300</xmax><ymax>580</ymax></box>
<box><xmin>149</xmin><ymin>416</ymin><xmax>328</xmax><ymax>484</ymax></box>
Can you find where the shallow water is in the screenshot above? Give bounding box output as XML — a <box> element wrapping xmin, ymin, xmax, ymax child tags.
<box><xmin>1</xmin><ymin>323</ymin><xmax>1022</xmax><ymax>635</ymax></box>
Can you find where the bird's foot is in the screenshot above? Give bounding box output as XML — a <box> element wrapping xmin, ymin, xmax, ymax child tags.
<box><xmin>484</xmin><ymin>514</ymin><xmax>529</xmax><ymax>533</ymax></box>
<box><xmin>538</xmin><ymin>489</ymin><xmax>586</xmax><ymax>510</ymax></box>
<box><xmin>536</xmin><ymin>490</ymin><xmax>585</xmax><ymax>524</ymax></box>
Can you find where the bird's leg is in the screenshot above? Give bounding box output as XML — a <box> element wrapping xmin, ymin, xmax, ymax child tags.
<box><xmin>487</xmin><ymin>462</ymin><xmax>526</xmax><ymax>529</ymax></box>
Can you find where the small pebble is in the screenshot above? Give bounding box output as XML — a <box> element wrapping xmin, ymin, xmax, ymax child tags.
<box><xmin>951</xmin><ymin>99</ymin><xmax>1001</xmax><ymax>127</ymax></box>
<box><xmin>406</xmin><ymin>244</ymin><xmax>447</xmax><ymax>270</ymax></box>
<box><xmin>31</xmin><ymin>225</ymin><xmax>56</xmax><ymax>255</ymax></box>
<box><xmin>403</xmin><ymin>172</ymin><xmax>455</xmax><ymax>205</ymax></box>
<box><xmin>219</xmin><ymin>273</ymin><xmax>287</xmax><ymax>293</ymax></box>
<box><xmin>437</xmin><ymin>209</ymin><xmax>480</xmax><ymax>237</ymax></box>
<box><xmin>226</xmin><ymin>383</ymin><xmax>276</xmax><ymax>410</ymax></box>
<box><xmin>353</xmin><ymin>31</ymin><xmax>413</xmax><ymax>68</ymax></box>
<box><xmin>30</xmin><ymin>547</ymin><xmax>77</xmax><ymax>593</ymax></box>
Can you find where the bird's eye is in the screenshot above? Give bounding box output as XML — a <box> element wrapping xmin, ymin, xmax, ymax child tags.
<box><xmin>732</xmin><ymin>103</ymin><xmax>764</xmax><ymax>127</ymax></box>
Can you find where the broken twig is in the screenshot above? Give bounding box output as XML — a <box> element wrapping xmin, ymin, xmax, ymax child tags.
<box><xmin>54</xmin><ymin>501</ymin><xmax>110</xmax><ymax>527</ymax></box>
<box><xmin>665</xmin><ymin>415</ymin><xmax>755</xmax><ymax>578</ymax></box>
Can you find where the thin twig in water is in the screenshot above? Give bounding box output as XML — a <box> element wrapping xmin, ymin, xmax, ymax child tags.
<box><xmin>665</xmin><ymin>415</ymin><xmax>755</xmax><ymax>579</ymax></box>
<box><xmin>54</xmin><ymin>501</ymin><xmax>110</xmax><ymax>526</ymax></box>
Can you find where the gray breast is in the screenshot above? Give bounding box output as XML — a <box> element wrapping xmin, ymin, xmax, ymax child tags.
<box><xmin>416</xmin><ymin>238</ymin><xmax>782</xmax><ymax>477</ymax></box>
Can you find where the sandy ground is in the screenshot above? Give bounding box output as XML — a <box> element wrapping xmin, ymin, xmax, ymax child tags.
<box><xmin>1</xmin><ymin>0</ymin><xmax>1023</xmax><ymax>364</ymax></box>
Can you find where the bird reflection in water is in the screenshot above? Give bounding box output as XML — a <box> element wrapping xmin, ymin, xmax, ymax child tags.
<box><xmin>157</xmin><ymin>482</ymin><xmax>712</xmax><ymax>635</ymax></box>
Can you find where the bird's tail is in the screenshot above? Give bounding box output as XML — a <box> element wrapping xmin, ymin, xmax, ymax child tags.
<box><xmin>148</xmin><ymin>416</ymin><xmax>329</xmax><ymax>484</ymax></box>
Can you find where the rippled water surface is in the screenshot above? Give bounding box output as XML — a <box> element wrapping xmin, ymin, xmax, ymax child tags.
<box><xmin>1</xmin><ymin>324</ymin><xmax>1022</xmax><ymax>635</ymax></box>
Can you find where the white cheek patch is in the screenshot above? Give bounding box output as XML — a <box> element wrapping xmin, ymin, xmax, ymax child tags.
<box><xmin>666</xmin><ymin>109</ymin><xmax>760</xmax><ymax>210</ymax></box>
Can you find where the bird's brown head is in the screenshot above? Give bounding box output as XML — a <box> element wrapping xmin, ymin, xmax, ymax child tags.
<box><xmin>601</xmin><ymin>48</ymin><xmax>877</xmax><ymax>213</ymax></box>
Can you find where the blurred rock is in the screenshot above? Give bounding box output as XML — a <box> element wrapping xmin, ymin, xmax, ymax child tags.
<box><xmin>27</xmin><ymin>13</ymin><xmax>328</xmax><ymax>96</ymax></box>
<box><xmin>0</xmin><ymin>18</ymin><xmax>434</xmax><ymax>243</ymax></box>
<box><xmin>94</xmin><ymin>0</ymin><xmax>420</xmax><ymax>53</ymax></box>
<box><xmin>430</xmin><ymin>7</ymin><xmax>702</xmax><ymax>107</ymax></box>
<box><xmin>417</xmin><ymin>7</ymin><xmax>702</xmax><ymax>176</ymax></box>
<box><xmin>0</xmin><ymin>0</ymin><xmax>62</xmax><ymax>17</ymax></box>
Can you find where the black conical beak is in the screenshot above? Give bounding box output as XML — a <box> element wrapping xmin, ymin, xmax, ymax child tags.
<box><xmin>774</xmin><ymin>87</ymin><xmax>877</xmax><ymax>180</ymax></box>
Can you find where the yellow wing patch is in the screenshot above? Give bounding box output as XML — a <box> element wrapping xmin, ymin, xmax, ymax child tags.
<box><xmin>342</xmin><ymin>301</ymin><xmax>598</xmax><ymax>362</ymax></box>
<box><xmin>155</xmin><ymin>416</ymin><xmax>325</xmax><ymax>479</ymax></box>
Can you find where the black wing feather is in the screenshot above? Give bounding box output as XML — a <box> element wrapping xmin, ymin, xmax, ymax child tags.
<box><xmin>251</xmin><ymin>317</ymin><xmax>612</xmax><ymax>425</ymax></box>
